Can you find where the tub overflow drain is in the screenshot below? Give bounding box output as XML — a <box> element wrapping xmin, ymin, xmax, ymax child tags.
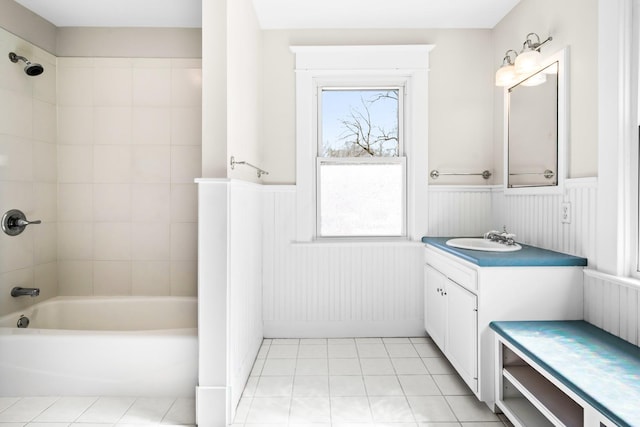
<box><xmin>17</xmin><ymin>315</ymin><xmax>29</xmax><ymax>328</ymax></box>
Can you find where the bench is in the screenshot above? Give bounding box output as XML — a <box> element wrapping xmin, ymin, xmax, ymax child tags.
<box><xmin>490</xmin><ymin>320</ymin><xmax>640</xmax><ymax>427</ymax></box>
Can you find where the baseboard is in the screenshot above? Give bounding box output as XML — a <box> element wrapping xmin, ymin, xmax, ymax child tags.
<box><xmin>263</xmin><ymin>320</ymin><xmax>426</xmax><ymax>338</ymax></box>
<box><xmin>196</xmin><ymin>385</ymin><xmax>228</xmax><ymax>427</ymax></box>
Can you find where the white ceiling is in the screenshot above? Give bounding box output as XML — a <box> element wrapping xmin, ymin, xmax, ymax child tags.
<box><xmin>252</xmin><ymin>0</ymin><xmax>521</xmax><ymax>29</ymax></box>
<box><xmin>14</xmin><ymin>0</ymin><xmax>520</xmax><ymax>29</ymax></box>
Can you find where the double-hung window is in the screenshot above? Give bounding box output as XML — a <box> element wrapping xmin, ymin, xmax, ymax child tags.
<box><xmin>291</xmin><ymin>45</ymin><xmax>432</xmax><ymax>242</ymax></box>
<box><xmin>317</xmin><ymin>87</ymin><xmax>405</xmax><ymax>237</ymax></box>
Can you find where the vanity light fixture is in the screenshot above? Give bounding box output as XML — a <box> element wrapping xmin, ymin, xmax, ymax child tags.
<box><xmin>514</xmin><ymin>32</ymin><xmax>553</xmax><ymax>74</ymax></box>
<box><xmin>495</xmin><ymin>49</ymin><xmax>518</xmax><ymax>87</ymax></box>
<box><xmin>495</xmin><ymin>32</ymin><xmax>552</xmax><ymax>87</ymax></box>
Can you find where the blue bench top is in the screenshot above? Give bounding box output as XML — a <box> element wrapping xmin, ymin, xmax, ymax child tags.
<box><xmin>422</xmin><ymin>237</ymin><xmax>587</xmax><ymax>267</ymax></box>
<box><xmin>490</xmin><ymin>320</ymin><xmax>640</xmax><ymax>427</ymax></box>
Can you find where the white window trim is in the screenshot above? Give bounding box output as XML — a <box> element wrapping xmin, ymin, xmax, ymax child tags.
<box><xmin>290</xmin><ymin>45</ymin><xmax>433</xmax><ymax>243</ymax></box>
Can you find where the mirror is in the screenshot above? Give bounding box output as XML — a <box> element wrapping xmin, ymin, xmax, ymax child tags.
<box><xmin>504</xmin><ymin>48</ymin><xmax>566</xmax><ymax>194</ymax></box>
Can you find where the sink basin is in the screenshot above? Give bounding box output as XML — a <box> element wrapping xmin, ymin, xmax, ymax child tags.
<box><xmin>446</xmin><ymin>238</ymin><xmax>522</xmax><ymax>252</ymax></box>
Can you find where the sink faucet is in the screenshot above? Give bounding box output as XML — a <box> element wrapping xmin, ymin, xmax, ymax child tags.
<box><xmin>484</xmin><ymin>226</ymin><xmax>516</xmax><ymax>246</ymax></box>
<box><xmin>11</xmin><ymin>287</ymin><xmax>40</xmax><ymax>297</ymax></box>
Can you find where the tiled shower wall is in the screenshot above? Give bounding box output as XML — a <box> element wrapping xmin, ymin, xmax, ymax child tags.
<box><xmin>56</xmin><ymin>57</ymin><xmax>201</xmax><ymax>296</ymax></box>
<box><xmin>0</xmin><ymin>29</ymin><xmax>57</xmax><ymax>316</ymax></box>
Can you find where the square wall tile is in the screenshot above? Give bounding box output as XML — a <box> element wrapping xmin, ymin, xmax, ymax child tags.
<box><xmin>33</xmin><ymin>100</ymin><xmax>56</xmax><ymax>143</ymax></box>
<box><xmin>58</xmin><ymin>183</ymin><xmax>92</xmax><ymax>221</ymax></box>
<box><xmin>33</xmin><ymin>141</ymin><xmax>57</xmax><ymax>182</ymax></box>
<box><xmin>34</xmin><ymin>183</ymin><xmax>57</xmax><ymax>222</ymax></box>
<box><xmin>171</xmin><ymin>68</ymin><xmax>202</xmax><ymax>107</ymax></box>
<box><xmin>93</xmin><ymin>145</ymin><xmax>131</xmax><ymax>184</ymax></box>
<box><xmin>170</xmin><ymin>222</ymin><xmax>197</xmax><ymax>261</ymax></box>
<box><xmin>58</xmin><ymin>106</ymin><xmax>93</xmax><ymax>145</ymax></box>
<box><xmin>133</xmin><ymin>68</ymin><xmax>171</xmax><ymax>106</ymax></box>
<box><xmin>34</xmin><ymin>261</ymin><xmax>58</xmax><ymax>299</ymax></box>
<box><xmin>0</xmin><ymin>135</ymin><xmax>32</xmax><ymax>182</ymax></box>
<box><xmin>132</xmin><ymin>260</ymin><xmax>170</xmax><ymax>295</ymax></box>
<box><xmin>94</xmin><ymin>67</ymin><xmax>132</xmax><ymax>107</ymax></box>
<box><xmin>0</xmin><ymin>89</ymin><xmax>32</xmax><ymax>137</ymax></box>
<box><xmin>58</xmin><ymin>222</ymin><xmax>93</xmax><ymax>260</ymax></box>
<box><xmin>170</xmin><ymin>145</ymin><xmax>201</xmax><ymax>183</ymax></box>
<box><xmin>132</xmin><ymin>223</ymin><xmax>170</xmax><ymax>261</ymax></box>
<box><xmin>131</xmin><ymin>184</ymin><xmax>170</xmax><ymax>222</ymax></box>
<box><xmin>170</xmin><ymin>184</ymin><xmax>197</xmax><ymax>222</ymax></box>
<box><xmin>133</xmin><ymin>107</ymin><xmax>171</xmax><ymax>145</ymax></box>
<box><xmin>93</xmin><ymin>260</ymin><xmax>131</xmax><ymax>295</ymax></box>
<box><xmin>132</xmin><ymin>145</ymin><xmax>170</xmax><ymax>183</ymax></box>
<box><xmin>94</xmin><ymin>107</ymin><xmax>132</xmax><ymax>145</ymax></box>
<box><xmin>171</xmin><ymin>107</ymin><xmax>201</xmax><ymax>146</ymax></box>
<box><xmin>0</xmin><ymin>229</ymin><xmax>33</xmax><ymax>273</ymax></box>
<box><xmin>94</xmin><ymin>222</ymin><xmax>132</xmax><ymax>261</ymax></box>
<box><xmin>58</xmin><ymin>260</ymin><xmax>93</xmax><ymax>295</ymax></box>
<box><xmin>170</xmin><ymin>260</ymin><xmax>197</xmax><ymax>296</ymax></box>
<box><xmin>57</xmin><ymin>66</ymin><xmax>93</xmax><ymax>106</ymax></box>
<box><xmin>34</xmin><ymin>223</ymin><xmax>57</xmax><ymax>264</ymax></box>
<box><xmin>58</xmin><ymin>145</ymin><xmax>93</xmax><ymax>183</ymax></box>
<box><xmin>93</xmin><ymin>183</ymin><xmax>131</xmax><ymax>222</ymax></box>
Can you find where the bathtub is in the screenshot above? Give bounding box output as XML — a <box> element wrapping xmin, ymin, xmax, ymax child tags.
<box><xmin>0</xmin><ymin>296</ymin><xmax>197</xmax><ymax>397</ymax></box>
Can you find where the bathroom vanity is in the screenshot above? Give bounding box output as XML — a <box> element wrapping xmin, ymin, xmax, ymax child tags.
<box><xmin>421</xmin><ymin>236</ymin><xmax>587</xmax><ymax>411</ymax></box>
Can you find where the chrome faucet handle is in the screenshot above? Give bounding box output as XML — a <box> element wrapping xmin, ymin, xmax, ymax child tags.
<box><xmin>2</xmin><ymin>209</ymin><xmax>41</xmax><ymax>236</ymax></box>
<box><xmin>16</xmin><ymin>218</ymin><xmax>41</xmax><ymax>227</ymax></box>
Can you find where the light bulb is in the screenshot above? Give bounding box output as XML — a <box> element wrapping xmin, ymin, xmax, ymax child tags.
<box><xmin>495</xmin><ymin>64</ymin><xmax>517</xmax><ymax>87</ymax></box>
<box><xmin>515</xmin><ymin>49</ymin><xmax>541</xmax><ymax>75</ymax></box>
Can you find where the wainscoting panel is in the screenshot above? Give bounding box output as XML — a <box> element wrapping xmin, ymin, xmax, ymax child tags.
<box><xmin>262</xmin><ymin>187</ymin><xmax>424</xmax><ymax>338</ymax></box>
<box><xmin>584</xmin><ymin>269</ymin><xmax>640</xmax><ymax>346</ymax></box>
<box><xmin>427</xmin><ymin>186</ymin><xmax>493</xmax><ymax>237</ymax></box>
<box><xmin>228</xmin><ymin>181</ymin><xmax>264</xmax><ymax>409</ymax></box>
<box><xmin>492</xmin><ymin>178</ymin><xmax>598</xmax><ymax>263</ymax></box>
<box><xmin>196</xmin><ymin>179</ymin><xmax>263</xmax><ymax>424</ymax></box>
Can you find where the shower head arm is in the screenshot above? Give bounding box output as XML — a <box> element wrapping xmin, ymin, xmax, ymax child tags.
<box><xmin>8</xmin><ymin>52</ymin><xmax>28</xmax><ymax>64</ymax></box>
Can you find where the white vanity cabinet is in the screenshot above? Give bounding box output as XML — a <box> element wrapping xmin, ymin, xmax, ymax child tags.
<box><xmin>424</xmin><ymin>264</ymin><xmax>478</xmax><ymax>392</ymax></box>
<box><xmin>423</xmin><ymin>241</ymin><xmax>585</xmax><ymax>411</ymax></box>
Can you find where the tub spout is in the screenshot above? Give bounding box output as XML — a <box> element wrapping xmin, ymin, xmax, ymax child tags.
<box><xmin>11</xmin><ymin>287</ymin><xmax>40</xmax><ymax>297</ymax></box>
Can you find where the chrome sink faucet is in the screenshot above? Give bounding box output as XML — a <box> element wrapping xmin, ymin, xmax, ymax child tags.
<box><xmin>484</xmin><ymin>226</ymin><xmax>517</xmax><ymax>246</ymax></box>
<box><xmin>11</xmin><ymin>287</ymin><xmax>40</xmax><ymax>297</ymax></box>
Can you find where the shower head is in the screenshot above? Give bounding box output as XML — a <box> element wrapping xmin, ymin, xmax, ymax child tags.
<box><xmin>8</xmin><ymin>52</ymin><xmax>44</xmax><ymax>76</ymax></box>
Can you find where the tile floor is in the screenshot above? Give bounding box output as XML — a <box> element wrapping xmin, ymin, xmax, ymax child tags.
<box><xmin>233</xmin><ymin>337</ymin><xmax>514</xmax><ymax>427</ymax></box>
<box><xmin>0</xmin><ymin>337</ymin><xmax>515</xmax><ymax>427</ymax></box>
<box><xmin>0</xmin><ymin>396</ymin><xmax>195</xmax><ymax>426</ymax></box>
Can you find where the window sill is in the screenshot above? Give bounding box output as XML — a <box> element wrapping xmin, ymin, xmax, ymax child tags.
<box><xmin>584</xmin><ymin>269</ymin><xmax>640</xmax><ymax>291</ymax></box>
<box><xmin>290</xmin><ymin>239</ymin><xmax>424</xmax><ymax>248</ymax></box>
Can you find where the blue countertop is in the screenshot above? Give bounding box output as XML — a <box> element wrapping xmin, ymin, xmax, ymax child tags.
<box><xmin>422</xmin><ymin>236</ymin><xmax>587</xmax><ymax>267</ymax></box>
<box><xmin>491</xmin><ymin>320</ymin><xmax>640</xmax><ymax>427</ymax></box>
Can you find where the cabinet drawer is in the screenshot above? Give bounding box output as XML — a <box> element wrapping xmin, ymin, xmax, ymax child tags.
<box><xmin>425</xmin><ymin>247</ymin><xmax>477</xmax><ymax>292</ymax></box>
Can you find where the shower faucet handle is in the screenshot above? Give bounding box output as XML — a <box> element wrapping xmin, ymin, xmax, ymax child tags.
<box><xmin>15</xmin><ymin>218</ymin><xmax>41</xmax><ymax>227</ymax></box>
<box><xmin>1</xmin><ymin>209</ymin><xmax>41</xmax><ymax>236</ymax></box>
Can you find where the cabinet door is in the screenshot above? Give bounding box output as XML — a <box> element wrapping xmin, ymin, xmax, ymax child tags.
<box><xmin>446</xmin><ymin>279</ymin><xmax>478</xmax><ymax>392</ymax></box>
<box><xmin>424</xmin><ymin>265</ymin><xmax>446</xmax><ymax>351</ymax></box>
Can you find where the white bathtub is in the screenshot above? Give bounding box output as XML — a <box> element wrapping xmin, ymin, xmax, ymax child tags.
<box><xmin>0</xmin><ymin>296</ymin><xmax>197</xmax><ymax>397</ymax></box>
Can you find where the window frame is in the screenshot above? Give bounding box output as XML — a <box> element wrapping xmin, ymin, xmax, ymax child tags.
<box><xmin>315</xmin><ymin>84</ymin><xmax>406</xmax><ymax>239</ymax></box>
<box><xmin>290</xmin><ymin>45</ymin><xmax>433</xmax><ymax>243</ymax></box>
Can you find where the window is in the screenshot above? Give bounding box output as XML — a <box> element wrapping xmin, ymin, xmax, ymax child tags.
<box><xmin>291</xmin><ymin>45</ymin><xmax>433</xmax><ymax>242</ymax></box>
<box><xmin>317</xmin><ymin>88</ymin><xmax>405</xmax><ymax>237</ymax></box>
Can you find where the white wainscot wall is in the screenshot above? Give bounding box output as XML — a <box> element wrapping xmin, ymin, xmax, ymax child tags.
<box><xmin>426</xmin><ymin>179</ymin><xmax>598</xmax><ymax>265</ymax></box>
<box><xmin>196</xmin><ymin>179</ymin><xmax>263</xmax><ymax>427</ymax></box>
<box><xmin>262</xmin><ymin>186</ymin><xmax>425</xmax><ymax>338</ymax></box>
<box><xmin>584</xmin><ymin>270</ymin><xmax>640</xmax><ymax>346</ymax></box>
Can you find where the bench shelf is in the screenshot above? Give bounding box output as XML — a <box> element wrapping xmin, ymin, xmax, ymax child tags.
<box><xmin>492</xmin><ymin>320</ymin><xmax>640</xmax><ymax>427</ymax></box>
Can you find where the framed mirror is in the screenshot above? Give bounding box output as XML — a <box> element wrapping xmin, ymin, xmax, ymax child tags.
<box><xmin>504</xmin><ymin>48</ymin><xmax>567</xmax><ymax>194</ymax></box>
